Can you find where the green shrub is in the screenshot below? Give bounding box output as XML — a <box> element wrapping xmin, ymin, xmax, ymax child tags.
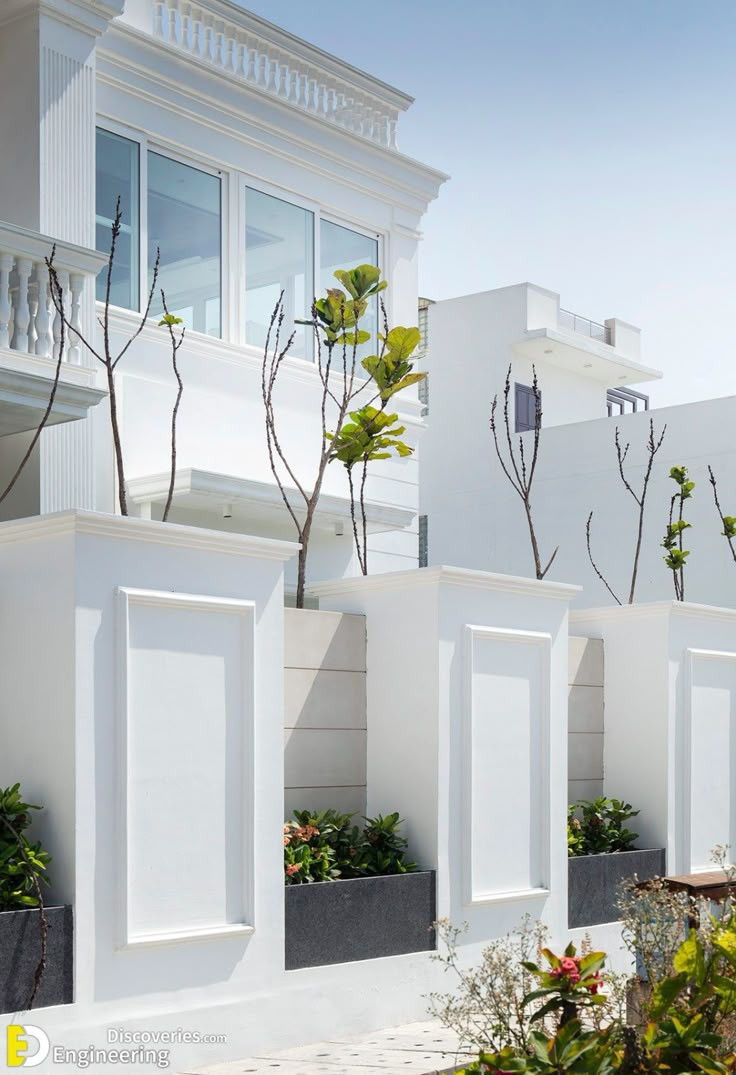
<box><xmin>0</xmin><ymin>784</ymin><xmax>51</xmax><ymax>912</ymax></box>
<box><xmin>567</xmin><ymin>796</ymin><xmax>639</xmax><ymax>856</ymax></box>
<box><xmin>283</xmin><ymin>808</ymin><xmax>415</xmax><ymax>884</ymax></box>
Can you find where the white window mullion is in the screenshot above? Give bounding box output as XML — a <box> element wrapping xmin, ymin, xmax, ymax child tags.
<box><xmin>139</xmin><ymin>138</ymin><xmax>149</xmax><ymax>316</ymax></box>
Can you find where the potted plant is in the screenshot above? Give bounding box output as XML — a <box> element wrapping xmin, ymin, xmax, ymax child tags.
<box><xmin>0</xmin><ymin>784</ymin><xmax>72</xmax><ymax>1012</ymax></box>
<box><xmin>567</xmin><ymin>797</ymin><xmax>665</xmax><ymax>928</ymax></box>
<box><xmin>283</xmin><ymin>810</ymin><xmax>436</xmax><ymax>969</ymax></box>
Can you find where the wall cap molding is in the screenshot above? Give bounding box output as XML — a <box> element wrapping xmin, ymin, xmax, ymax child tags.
<box><xmin>571</xmin><ymin>601</ymin><xmax>736</xmax><ymax>627</ymax></box>
<box><xmin>310</xmin><ymin>565</ymin><xmax>580</xmax><ymax>601</ymax></box>
<box><xmin>0</xmin><ymin>509</ymin><xmax>300</xmax><ymax>561</ymax></box>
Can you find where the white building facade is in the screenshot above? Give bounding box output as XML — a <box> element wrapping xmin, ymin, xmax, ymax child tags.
<box><xmin>0</xmin><ymin>0</ymin><xmax>446</xmax><ymax>595</ymax></box>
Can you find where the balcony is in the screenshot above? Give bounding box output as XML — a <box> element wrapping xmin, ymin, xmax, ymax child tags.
<box><xmin>513</xmin><ymin>284</ymin><xmax>662</xmax><ymax>389</ymax></box>
<box><xmin>0</xmin><ymin>222</ymin><xmax>107</xmax><ymax>436</ymax></box>
<box><xmin>151</xmin><ymin>0</ymin><xmax>412</xmax><ymax>150</ymax></box>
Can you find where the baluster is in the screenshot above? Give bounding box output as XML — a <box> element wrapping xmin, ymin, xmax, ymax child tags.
<box><xmin>335</xmin><ymin>90</ymin><xmax>347</xmax><ymax>126</ymax></box>
<box><xmin>13</xmin><ymin>259</ymin><xmax>31</xmax><ymax>353</ymax></box>
<box><xmin>180</xmin><ymin>2</ymin><xmax>192</xmax><ymax>51</ymax></box>
<box><xmin>226</xmin><ymin>29</ymin><xmax>237</xmax><ymax>72</ymax></box>
<box><xmin>307</xmin><ymin>71</ymin><xmax>318</xmax><ymax>112</ymax></box>
<box><xmin>0</xmin><ymin>253</ymin><xmax>13</xmax><ymax>350</ymax></box>
<box><xmin>68</xmin><ymin>273</ymin><xmax>84</xmax><ymax>365</ymax></box>
<box><xmin>154</xmin><ymin>1</ymin><xmax>165</xmax><ymax>36</ymax></box>
<box><xmin>34</xmin><ymin>262</ymin><xmax>51</xmax><ymax>358</ymax></box>
<box><xmin>324</xmin><ymin>79</ymin><xmax>336</xmax><ymax>121</ymax></box>
<box><xmin>257</xmin><ymin>50</ymin><xmax>268</xmax><ymax>88</ymax></box>
<box><xmin>288</xmin><ymin>64</ymin><xmax>300</xmax><ymax>104</ymax></box>
<box><xmin>315</xmin><ymin>79</ymin><xmax>327</xmax><ymax>117</ymax></box>
<box><xmin>52</xmin><ymin>269</ymin><xmax>69</xmax><ymax>361</ymax></box>
<box><xmin>267</xmin><ymin>50</ymin><xmax>279</xmax><ymax>93</ymax></box>
<box><xmin>389</xmin><ymin>110</ymin><xmax>398</xmax><ymax>149</ymax></box>
<box><xmin>203</xmin><ymin>17</ymin><xmax>214</xmax><ymax>62</ymax></box>
<box><xmin>167</xmin><ymin>2</ymin><xmax>178</xmax><ymax>44</ymax></box>
<box><xmin>214</xmin><ymin>20</ymin><xmax>225</xmax><ymax>67</ymax></box>
<box><xmin>245</xmin><ymin>34</ymin><xmax>257</xmax><ymax>82</ymax></box>
<box><xmin>192</xmin><ymin>13</ymin><xmax>204</xmax><ymax>57</ymax></box>
<box><xmin>278</xmin><ymin>58</ymin><xmax>290</xmax><ymax>99</ymax></box>
<box><xmin>26</xmin><ymin>279</ymin><xmax>38</xmax><ymax>355</ymax></box>
<box><xmin>298</xmin><ymin>70</ymin><xmax>308</xmax><ymax>109</ymax></box>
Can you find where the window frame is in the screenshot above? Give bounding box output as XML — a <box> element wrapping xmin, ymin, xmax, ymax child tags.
<box><xmin>514</xmin><ymin>381</ymin><xmax>541</xmax><ymax>434</ymax></box>
<box><xmin>95</xmin><ymin>120</ymin><xmax>388</xmax><ymax>357</ymax></box>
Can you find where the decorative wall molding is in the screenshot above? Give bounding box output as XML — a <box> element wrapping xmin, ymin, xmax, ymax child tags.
<box><xmin>462</xmin><ymin>625</ymin><xmax>552</xmax><ymax>906</ymax></box>
<box><xmin>116</xmin><ymin>586</ymin><xmax>256</xmax><ymax>948</ymax></box>
<box><xmin>312</xmin><ymin>566</ymin><xmax>580</xmax><ymax>602</ymax></box>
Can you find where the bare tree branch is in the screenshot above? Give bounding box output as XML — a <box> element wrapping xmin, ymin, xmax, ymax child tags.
<box><xmin>708</xmin><ymin>465</ymin><xmax>736</xmax><ymax>565</ymax></box>
<box><xmin>490</xmin><ymin>364</ymin><xmax>556</xmax><ymax>580</ymax></box>
<box><xmin>586</xmin><ymin>511</ymin><xmax>622</xmax><ymax>605</ymax></box>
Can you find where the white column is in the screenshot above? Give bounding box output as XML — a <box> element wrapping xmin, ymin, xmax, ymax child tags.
<box><xmin>313</xmin><ymin>566</ymin><xmax>578</xmax><ymax>945</ymax></box>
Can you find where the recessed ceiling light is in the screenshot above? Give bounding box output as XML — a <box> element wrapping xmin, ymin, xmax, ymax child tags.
<box><xmin>544</xmin><ymin>348</ymin><xmax>553</xmax><ymax>355</ymax></box>
<box><xmin>584</xmin><ymin>363</ymin><xmax>592</xmax><ymax>368</ymax></box>
<box><xmin>619</xmin><ymin>375</ymin><xmax>627</xmax><ymax>380</ymax></box>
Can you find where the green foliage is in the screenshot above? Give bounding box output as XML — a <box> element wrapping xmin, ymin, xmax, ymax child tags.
<box><xmin>361</xmin><ymin>325</ymin><xmax>425</xmax><ymax>403</ymax></box>
<box><xmin>296</xmin><ymin>265</ymin><xmax>387</xmax><ymax>345</ymax></box>
<box><xmin>157</xmin><ymin>312</ymin><xmax>184</xmax><ymax>327</ymax></box>
<box><xmin>361</xmin><ymin>812</ymin><xmax>417</xmax><ymax>876</ymax></box>
<box><xmin>0</xmin><ymin>784</ymin><xmax>51</xmax><ymax>912</ymax></box>
<box><xmin>283</xmin><ymin>808</ymin><xmax>415</xmax><ymax>884</ymax></box>
<box><xmin>662</xmin><ymin>465</ymin><xmax>694</xmax><ymax>598</ymax></box>
<box><xmin>326</xmin><ymin>406</ymin><xmax>414</xmax><ymax>468</ymax></box>
<box><xmin>567</xmin><ymin>797</ymin><xmax>639</xmax><ymax>857</ymax></box>
<box><xmin>455</xmin><ymin>923</ymin><xmax>736</xmax><ymax>1075</ymax></box>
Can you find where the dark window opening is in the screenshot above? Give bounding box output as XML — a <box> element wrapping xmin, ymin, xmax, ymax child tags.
<box><xmin>515</xmin><ymin>382</ymin><xmax>540</xmax><ymax>433</ymax></box>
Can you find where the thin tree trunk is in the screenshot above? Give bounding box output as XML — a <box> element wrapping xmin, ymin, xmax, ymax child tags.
<box><xmin>105</xmin><ymin>364</ymin><xmax>127</xmax><ymax>515</ymax></box>
<box><xmin>359</xmin><ymin>458</ymin><xmax>369</xmax><ymax>576</ymax></box>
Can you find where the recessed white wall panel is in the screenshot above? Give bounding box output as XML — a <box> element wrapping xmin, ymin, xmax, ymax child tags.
<box><xmin>464</xmin><ymin>626</ymin><xmax>550</xmax><ymax>903</ymax></box>
<box><xmin>118</xmin><ymin>588</ymin><xmax>255</xmax><ymax>946</ymax></box>
<box><xmin>687</xmin><ymin>649</ymin><xmax>736</xmax><ymax>872</ymax></box>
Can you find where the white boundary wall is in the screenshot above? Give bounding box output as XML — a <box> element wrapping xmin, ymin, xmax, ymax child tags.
<box><xmin>571</xmin><ymin>601</ymin><xmax>736</xmax><ymax>874</ymax></box>
<box><xmin>313</xmin><ymin>567</ymin><xmax>578</xmax><ymax>946</ymax></box>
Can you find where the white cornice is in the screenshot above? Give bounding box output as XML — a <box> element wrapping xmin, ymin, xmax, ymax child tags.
<box><xmin>0</xmin><ymin>220</ymin><xmax>108</xmax><ymax>275</ymax></box>
<box><xmin>310</xmin><ymin>565</ymin><xmax>581</xmax><ymax>601</ymax></box>
<box><xmin>0</xmin><ymin>509</ymin><xmax>300</xmax><ymax>561</ymax></box>
<box><xmin>96</xmin><ymin>27</ymin><xmax>448</xmax><ymax>204</ymax></box>
<box><xmin>571</xmin><ymin>601</ymin><xmax>736</xmax><ymax>626</ymax></box>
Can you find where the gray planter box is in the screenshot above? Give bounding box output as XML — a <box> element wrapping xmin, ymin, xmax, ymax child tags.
<box><xmin>569</xmin><ymin>849</ymin><xmax>666</xmax><ymax>928</ymax></box>
<box><xmin>0</xmin><ymin>906</ymin><xmax>73</xmax><ymax>1013</ymax></box>
<box><xmin>285</xmin><ymin>871</ymin><xmax>436</xmax><ymax>970</ymax></box>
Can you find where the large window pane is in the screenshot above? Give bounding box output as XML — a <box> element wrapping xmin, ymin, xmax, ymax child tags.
<box><xmin>245</xmin><ymin>189</ymin><xmax>313</xmax><ymax>360</ymax></box>
<box><xmin>148</xmin><ymin>152</ymin><xmax>221</xmax><ymax>337</ymax></box>
<box><xmin>320</xmin><ymin>220</ymin><xmax>379</xmax><ymax>353</ymax></box>
<box><xmin>96</xmin><ymin>129</ymin><xmax>139</xmax><ymax>310</ymax></box>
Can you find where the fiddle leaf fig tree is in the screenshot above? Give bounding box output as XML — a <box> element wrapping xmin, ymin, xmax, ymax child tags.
<box><xmin>263</xmin><ymin>265</ymin><xmax>423</xmax><ymax>605</ymax></box>
<box><xmin>662</xmin><ymin>465</ymin><xmax>694</xmax><ymax>600</ymax></box>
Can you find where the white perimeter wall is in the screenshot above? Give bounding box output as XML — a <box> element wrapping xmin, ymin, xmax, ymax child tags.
<box><xmin>426</xmin><ymin>392</ymin><xmax>736</xmax><ymax>610</ymax></box>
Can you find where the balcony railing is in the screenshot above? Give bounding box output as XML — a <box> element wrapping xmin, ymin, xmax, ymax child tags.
<box><xmin>153</xmin><ymin>0</ymin><xmax>412</xmax><ymax>150</ymax></box>
<box><xmin>559</xmin><ymin>308</ymin><xmax>610</xmax><ymax>344</ymax></box>
<box><xmin>0</xmin><ymin>222</ymin><xmax>105</xmax><ymax>364</ymax></box>
<box><xmin>607</xmin><ymin>387</ymin><xmax>650</xmax><ymax>416</ymax></box>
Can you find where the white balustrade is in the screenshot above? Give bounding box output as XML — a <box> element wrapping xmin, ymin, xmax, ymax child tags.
<box><xmin>153</xmin><ymin>0</ymin><xmax>411</xmax><ymax>150</ymax></box>
<box><xmin>0</xmin><ymin>221</ymin><xmax>106</xmax><ymax>364</ymax></box>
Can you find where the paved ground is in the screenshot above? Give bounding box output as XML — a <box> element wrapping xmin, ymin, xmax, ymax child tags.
<box><xmin>182</xmin><ymin>1020</ymin><xmax>474</xmax><ymax>1075</ymax></box>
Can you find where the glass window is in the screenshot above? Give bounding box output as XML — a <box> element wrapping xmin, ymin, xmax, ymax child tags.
<box><xmin>148</xmin><ymin>152</ymin><xmax>221</xmax><ymax>337</ymax></box>
<box><xmin>245</xmin><ymin>188</ymin><xmax>314</xmax><ymax>361</ymax></box>
<box><xmin>515</xmin><ymin>383</ymin><xmax>540</xmax><ymax>433</ymax></box>
<box><xmin>95</xmin><ymin>129</ymin><xmax>139</xmax><ymax>310</ymax></box>
<box><xmin>320</xmin><ymin>220</ymin><xmax>379</xmax><ymax>353</ymax></box>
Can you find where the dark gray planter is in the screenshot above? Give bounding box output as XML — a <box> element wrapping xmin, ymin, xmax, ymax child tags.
<box><xmin>0</xmin><ymin>906</ymin><xmax>73</xmax><ymax>1013</ymax></box>
<box><xmin>569</xmin><ymin>849</ymin><xmax>666</xmax><ymax>928</ymax></box>
<box><xmin>285</xmin><ymin>871</ymin><xmax>436</xmax><ymax>970</ymax></box>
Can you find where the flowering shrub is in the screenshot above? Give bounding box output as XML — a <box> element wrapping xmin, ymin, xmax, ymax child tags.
<box><xmin>567</xmin><ymin>796</ymin><xmax>639</xmax><ymax>856</ymax></box>
<box><xmin>283</xmin><ymin>808</ymin><xmax>415</xmax><ymax>884</ymax></box>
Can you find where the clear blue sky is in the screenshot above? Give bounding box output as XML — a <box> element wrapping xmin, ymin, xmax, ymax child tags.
<box><xmin>238</xmin><ymin>1</ymin><xmax>735</xmax><ymax>407</ymax></box>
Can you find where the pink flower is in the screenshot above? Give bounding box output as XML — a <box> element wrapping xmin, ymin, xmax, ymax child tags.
<box><xmin>286</xmin><ymin>863</ymin><xmax>300</xmax><ymax>876</ymax></box>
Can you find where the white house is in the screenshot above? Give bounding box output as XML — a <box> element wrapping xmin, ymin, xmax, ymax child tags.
<box><xmin>0</xmin><ymin>0</ymin><xmax>447</xmax><ymax>597</ymax></box>
<box><xmin>421</xmin><ymin>282</ymin><xmax>736</xmax><ymax>608</ymax></box>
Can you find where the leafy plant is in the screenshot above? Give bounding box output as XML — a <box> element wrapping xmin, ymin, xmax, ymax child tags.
<box><xmin>283</xmin><ymin>808</ymin><xmax>416</xmax><ymax>883</ymax></box>
<box><xmin>361</xmin><ymin>812</ymin><xmax>417</xmax><ymax>876</ymax></box>
<box><xmin>662</xmin><ymin>465</ymin><xmax>694</xmax><ymax>600</ymax></box>
<box><xmin>0</xmin><ymin>784</ymin><xmax>51</xmax><ymax>912</ymax></box>
<box><xmin>567</xmin><ymin>797</ymin><xmax>639</xmax><ymax>857</ymax></box>
<box><xmin>0</xmin><ymin>784</ymin><xmax>53</xmax><ymax>1010</ymax></box>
